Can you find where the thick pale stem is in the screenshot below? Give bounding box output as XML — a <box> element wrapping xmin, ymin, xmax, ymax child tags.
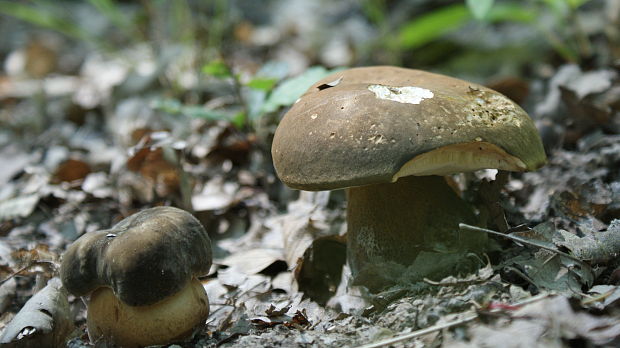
<box><xmin>87</xmin><ymin>277</ymin><xmax>209</xmax><ymax>347</ymax></box>
<box><xmin>346</xmin><ymin>175</ymin><xmax>485</xmax><ymax>288</ymax></box>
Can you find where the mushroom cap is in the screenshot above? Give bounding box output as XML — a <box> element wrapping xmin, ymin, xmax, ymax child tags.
<box><xmin>60</xmin><ymin>206</ymin><xmax>212</xmax><ymax>306</ymax></box>
<box><xmin>271</xmin><ymin>66</ymin><xmax>546</xmax><ymax>190</ymax></box>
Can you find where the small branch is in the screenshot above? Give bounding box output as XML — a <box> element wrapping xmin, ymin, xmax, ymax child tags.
<box><xmin>458</xmin><ymin>223</ymin><xmax>584</xmax><ymax>264</ymax></box>
<box><xmin>582</xmin><ymin>289</ymin><xmax>615</xmax><ymax>305</ymax></box>
<box><xmin>353</xmin><ymin>293</ymin><xmax>551</xmax><ymax>348</ymax></box>
<box><xmin>0</xmin><ymin>260</ymin><xmax>58</xmax><ymax>285</ymax></box>
<box><xmin>353</xmin><ymin>313</ymin><xmax>478</xmax><ymax>348</ymax></box>
<box><xmin>422</xmin><ymin>277</ymin><xmax>486</xmax><ymax>287</ymax></box>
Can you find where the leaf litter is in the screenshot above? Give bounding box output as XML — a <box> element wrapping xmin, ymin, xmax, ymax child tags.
<box><xmin>1</xmin><ymin>2</ymin><xmax>620</xmax><ymax>348</ymax></box>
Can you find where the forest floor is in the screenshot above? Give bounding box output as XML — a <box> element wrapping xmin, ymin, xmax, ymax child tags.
<box><xmin>1</xmin><ymin>1</ymin><xmax>620</xmax><ymax>347</ymax></box>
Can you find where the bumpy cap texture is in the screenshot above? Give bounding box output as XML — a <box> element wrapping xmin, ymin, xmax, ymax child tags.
<box><xmin>60</xmin><ymin>206</ymin><xmax>212</xmax><ymax>306</ymax></box>
<box><xmin>271</xmin><ymin>66</ymin><xmax>546</xmax><ymax>190</ymax></box>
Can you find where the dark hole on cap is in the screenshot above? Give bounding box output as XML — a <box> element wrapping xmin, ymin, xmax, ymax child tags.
<box><xmin>317</xmin><ymin>77</ymin><xmax>343</xmax><ymax>91</ymax></box>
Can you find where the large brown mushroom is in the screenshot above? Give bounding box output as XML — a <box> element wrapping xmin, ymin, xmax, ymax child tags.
<box><xmin>60</xmin><ymin>206</ymin><xmax>212</xmax><ymax>347</ymax></box>
<box><xmin>271</xmin><ymin>66</ymin><xmax>546</xmax><ymax>289</ymax></box>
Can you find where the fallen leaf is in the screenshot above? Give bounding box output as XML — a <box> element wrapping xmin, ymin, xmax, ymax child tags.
<box><xmin>460</xmin><ymin>296</ymin><xmax>620</xmax><ymax>347</ymax></box>
<box><xmin>0</xmin><ymin>194</ymin><xmax>39</xmax><ymax>222</ymax></box>
<box><xmin>498</xmin><ymin>223</ymin><xmax>594</xmax><ymax>292</ymax></box>
<box><xmin>564</xmin><ymin>69</ymin><xmax>616</xmax><ymax>99</ymax></box>
<box><xmin>81</xmin><ymin>172</ymin><xmax>113</xmax><ymax>198</ymax></box>
<box><xmin>220</xmin><ymin>248</ymin><xmax>283</xmax><ymax>275</ymax></box>
<box><xmin>24</xmin><ymin>37</ymin><xmax>58</xmax><ymax>78</ymax></box>
<box><xmin>0</xmin><ymin>145</ymin><xmax>39</xmax><ymax>187</ymax></box>
<box><xmin>206</xmin><ymin>125</ymin><xmax>255</xmax><ymax>165</ymax></box>
<box><xmin>192</xmin><ymin>177</ymin><xmax>239</xmax><ymax>212</ymax></box>
<box><xmin>504</xmin><ymin>250</ymin><xmax>592</xmax><ymax>294</ymax></box>
<box><xmin>251</xmin><ymin>307</ymin><xmax>310</xmax><ymax>330</ymax></box>
<box><xmin>486</xmin><ymin>76</ymin><xmax>529</xmax><ymax>105</ymax></box>
<box><xmin>549</xmin><ymin>179</ymin><xmax>612</xmax><ymax>222</ymax></box>
<box><xmin>585</xmin><ymin>285</ymin><xmax>620</xmax><ymax>309</ymax></box>
<box><xmin>51</xmin><ymin>159</ymin><xmax>91</xmax><ymax>184</ymax></box>
<box><xmin>554</xmin><ymin>219</ymin><xmax>620</xmax><ymax>263</ymax></box>
<box><xmin>126</xmin><ymin>139</ymin><xmax>181</xmax><ymax>200</ymax></box>
<box><xmin>0</xmin><ymin>278</ymin><xmax>16</xmax><ymax>314</ymax></box>
<box><xmin>294</xmin><ymin>235</ymin><xmax>346</xmax><ymax>304</ymax></box>
<box><xmin>281</xmin><ymin>191</ymin><xmax>333</xmax><ymax>268</ymax></box>
<box><xmin>0</xmin><ymin>278</ymin><xmax>73</xmax><ymax>348</ymax></box>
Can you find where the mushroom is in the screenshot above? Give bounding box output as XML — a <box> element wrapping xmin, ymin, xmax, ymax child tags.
<box><xmin>60</xmin><ymin>206</ymin><xmax>212</xmax><ymax>347</ymax></box>
<box><xmin>271</xmin><ymin>66</ymin><xmax>546</xmax><ymax>289</ymax></box>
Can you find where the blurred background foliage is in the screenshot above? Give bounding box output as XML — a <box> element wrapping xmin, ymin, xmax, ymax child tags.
<box><xmin>0</xmin><ymin>0</ymin><xmax>616</xmax><ymax>132</ymax></box>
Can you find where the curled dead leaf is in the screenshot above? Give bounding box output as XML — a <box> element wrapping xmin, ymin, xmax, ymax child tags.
<box><xmin>0</xmin><ymin>278</ymin><xmax>73</xmax><ymax>348</ymax></box>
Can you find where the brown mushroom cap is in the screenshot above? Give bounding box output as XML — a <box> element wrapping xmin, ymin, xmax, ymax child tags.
<box><xmin>272</xmin><ymin>66</ymin><xmax>547</xmax><ymax>190</ymax></box>
<box><xmin>60</xmin><ymin>206</ymin><xmax>212</xmax><ymax>306</ymax></box>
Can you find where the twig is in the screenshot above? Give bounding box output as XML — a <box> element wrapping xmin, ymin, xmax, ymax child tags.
<box><xmin>422</xmin><ymin>277</ymin><xmax>486</xmax><ymax>286</ymax></box>
<box><xmin>353</xmin><ymin>292</ymin><xmax>551</xmax><ymax>348</ymax></box>
<box><xmin>458</xmin><ymin>223</ymin><xmax>585</xmax><ymax>264</ymax></box>
<box><xmin>353</xmin><ymin>313</ymin><xmax>478</xmax><ymax>348</ymax></box>
<box><xmin>0</xmin><ymin>260</ymin><xmax>58</xmax><ymax>285</ymax></box>
<box><xmin>582</xmin><ymin>288</ymin><xmax>616</xmax><ymax>305</ymax></box>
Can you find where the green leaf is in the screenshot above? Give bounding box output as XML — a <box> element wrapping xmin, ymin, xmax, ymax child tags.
<box><xmin>395</xmin><ymin>2</ymin><xmax>535</xmax><ymax>50</ymax></box>
<box><xmin>262</xmin><ymin>66</ymin><xmax>342</xmax><ymax>113</ymax></box>
<box><xmin>397</xmin><ymin>4</ymin><xmax>471</xmax><ymax>50</ymax></box>
<box><xmin>231</xmin><ymin>111</ymin><xmax>247</xmax><ymax>129</ymax></box>
<box><xmin>566</xmin><ymin>0</ymin><xmax>592</xmax><ymax>10</ymax></box>
<box><xmin>486</xmin><ymin>3</ymin><xmax>536</xmax><ymax>23</ymax></box>
<box><xmin>245</xmin><ymin>77</ymin><xmax>277</xmax><ymax>91</ymax></box>
<box><xmin>202</xmin><ymin>60</ymin><xmax>232</xmax><ymax>78</ymax></box>
<box><xmin>0</xmin><ymin>1</ymin><xmax>92</xmax><ymax>42</ymax></box>
<box><xmin>466</xmin><ymin>0</ymin><xmax>495</xmax><ymax>20</ymax></box>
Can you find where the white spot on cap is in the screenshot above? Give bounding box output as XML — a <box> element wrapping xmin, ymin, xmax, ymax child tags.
<box><xmin>368</xmin><ymin>84</ymin><xmax>434</xmax><ymax>105</ymax></box>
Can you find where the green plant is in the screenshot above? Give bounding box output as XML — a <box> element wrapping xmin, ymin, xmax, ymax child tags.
<box><xmin>396</xmin><ymin>2</ymin><xmax>535</xmax><ymax>51</ymax></box>
<box><xmin>393</xmin><ymin>0</ymin><xmax>595</xmax><ymax>64</ymax></box>
<box><xmin>0</xmin><ymin>1</ymin><xmax>97</xmax><ymax>44</ymax></box>
<box><xmin>180</xmin><ymin>61</ymin><xmax>340</xmax><ymax>130</ymax></box>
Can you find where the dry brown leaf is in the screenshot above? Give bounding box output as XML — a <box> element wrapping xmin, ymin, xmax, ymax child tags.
<box><xmin>24</xmin><ymin>37</ymin><xmax>58</xmax><ymax>78</ymax></box>
<box><xmin>127</xmin><ymin>147</ymin><xmax>180</xmax><ymax>197</ymax></box>
<box><xmin>486</xmin><ymin>76</ymin><xmax>530</xmax><ymax>105</ymax></box>
<box><xmin>51</xmin><ymin>159</ymin><xmax>91</xmax><ymax>185</ymax></box>
<box><xmin>7</xmin><ymin>244</ymin><xmax>60</xmax><ymax>280</ymax></box>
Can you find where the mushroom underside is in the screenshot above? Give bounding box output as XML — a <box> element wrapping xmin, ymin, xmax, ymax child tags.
<box><xmin>346</xmin><ymin>175</ymin><xmax>487</xmax><ymax>291</ymax></box>
<box><xmin>392</xmin><ymin>141</ymin><xmax>526</xmax><ymax>179</ymax></box>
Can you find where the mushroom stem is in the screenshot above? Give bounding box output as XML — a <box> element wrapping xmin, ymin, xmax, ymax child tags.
<box><xmin>87</xmin><ymin>277</ymin><xmax>209</xmax><ymax>348</ymax></box>
<box><xmin>346</xmin><ymin>175</ymin><xmax>486</xmax><ymax>288</ymax></box>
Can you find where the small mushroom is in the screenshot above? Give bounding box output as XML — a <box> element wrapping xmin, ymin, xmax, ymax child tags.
<box><xmin>271</xmin><ymin>66</ymin><xmax>546</xmax><ymax>289</ymax></box>
<box><xmin>60</xmin><ymin>206</ymin><xmax>212</xmax><ymax>347</ymax></box>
